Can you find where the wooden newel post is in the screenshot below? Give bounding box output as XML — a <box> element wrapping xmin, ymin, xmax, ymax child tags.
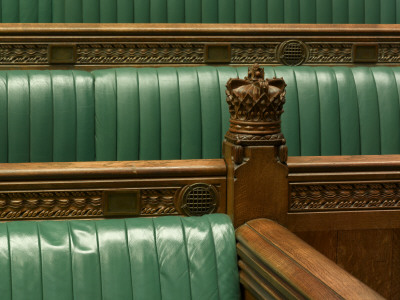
<box><xmin>223</xmin><ymin>64</ymin><xmax>289</xmax><ymax>227</ymax></box>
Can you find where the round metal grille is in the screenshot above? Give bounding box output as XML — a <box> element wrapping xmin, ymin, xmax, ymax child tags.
<box><xmin>180</xmin><ymin>183</ymin><xmax>218</xmax><ymax>216</ymax></box>
<box><xmin>277</xmin><ymin>40</ymin><xmax>308</xmax><ymax>66</ymax></box>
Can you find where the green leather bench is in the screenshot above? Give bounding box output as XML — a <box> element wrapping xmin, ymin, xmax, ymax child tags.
<box><xmin>1</xmin><ymin>66</ymin><xmax>399</xmax><ymax>164</ymax></box>
<box><xmin>0</xmin><ymin>214</ymin><xmax>240</xmax><ymax>300</ymax></box>
<box><xmin>0</xmin><ymin>0</ymin><xmax>398</xmax><ymax>23</ymax></box>
<box><xmin>0</xmin><ymin>213</ymin><xmax>381</xmax><ymax>299</ymax></box>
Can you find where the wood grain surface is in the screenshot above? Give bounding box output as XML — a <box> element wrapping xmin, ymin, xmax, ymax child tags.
<box><xmin>237</xmin><ymin>219</ymin><xmax>383</xmax><ymax>300</ymax></box>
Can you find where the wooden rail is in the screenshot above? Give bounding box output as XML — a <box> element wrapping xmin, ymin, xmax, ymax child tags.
<box><xmin>237</xmin><ymin>219</ymin><xmax>383</xmax><ymax>300</ymax></box>
<box><xmin>0</xmin><ymin>159</ymin><xmax>227</xmax><ymax>220</ymax></box>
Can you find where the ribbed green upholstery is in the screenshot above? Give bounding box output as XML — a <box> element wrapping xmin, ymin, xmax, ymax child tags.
<box><xmin>2</xmin><ymin>66</ymin><xmax>400</xmax><ymax>163</ymax></box>
<box><xmin>0</xmin><ymin>214</ymin><xmax>240</xmax><ymax>300</ymax></box>
<box><xmin>93</xmin><ymin>66</ymin><xmax>400</xmax><ymax>159</ymax></box>
<box><xmin>276</xmin><ymin>66</ymin><xmax>400</xmax><ymax>156</ymax></box>
<box><xmin>0</xmin><ymin>70</ymin><xmax>95</xmax><ymax>163</ymax></box>
<box><xmin>93</xmin><ymin>67</ymin><xmax>248</xmax><ymax>160</ymax></box>
<box><xmin>1</xmin><ymin>0</ymin><xmax>400</xmax><ymax>23</ymax></box>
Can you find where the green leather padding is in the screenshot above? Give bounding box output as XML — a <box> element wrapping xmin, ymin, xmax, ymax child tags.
<box><xmin>277</xmin><ymin>66</ymin><xmax>400</xmax><ymax>156</ymax></box>
<box><xmin>93</xmin><ymin>67</ymin><xmax>235</xmax><ymax>160</ymax></box>
<box><xmin>0</xmin><ymin>214</ymin><xmax>240</xmax><ymax>300</ymax></box>
<box><xmin>2</xmin><ymin>0</ymin><xmax>400</xmax><ymax>23</ymax></box>
<box><xmin>3</xmin><ymin>66</ymin><xmax>400</xmax><ymax>163</ymax></box>
<box><xmin>0</xmin><ymin>70</ymin><xmax>95</xmax><ymax>163</ymax></box>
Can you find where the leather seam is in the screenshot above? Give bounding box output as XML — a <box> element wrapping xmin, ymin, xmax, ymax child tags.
<box><xmin>94</xmin><ymin>221</ymin><xmax>104</xmax><ymax>300</ymax></box>
<box><xmin>72</xmin><ymin>71</ymin><xmax>78</xmax><ymax>161</ymax></box>
<box><xmin>156</xmin><ymin>69</ymin><xmax>162</xmax><ymax>159</ymax></box>
<box><xmin>123</xmin><ymin>219</ymin><xmax>135</xmax><ymax>300</ymax></box>
<box><xmin>180</xmin><ymin>217</ymin><xmax>193</xmax><ymax>300</ymax></box>
<box><xmin>331</xmin><ymin>68</ymin><xmax>343</xmax><ymax>155</ymax></box>
<box><xmin>176</xmin><ymin>68</ymin><xmax>182</xmax><ymax>159</ymax></box>
<box><xmin>349</xmin><ymin>67</ymin><xmax>363</xmax><ymax>155</ymax></box>
<box><xmin>5</xmin><ymin>223</ymin><xmax>12</xmax><ymax>300</ymax></box>
<box><xmin>215</xmin><ymin>67</ymin><xmax>223</xmax><ymax>159</ymax></box>
<box><xmin>292</xmin><ymin>68</ymin><xmax>302</xmax><ymax>156</ymax></box>
<box><xmin>195</xmin><ymin>68</ymin><xmax>203</xmax><ymax>159</ymax></box>
<box><xmin>36</xmin><ymin>222</ymin><xmax>44</xmax><ymax>300</ymax></box>
<box><xmin>370</xmin><ymin>68</ymin><xmax>383</xmax><ymax>155</ymax></box>
<box><xmin>27</xmin><ymin>72</ymin><xmax>31</xmax><ymax>162</ymax></box>
<box><xmin>115</xmin><ymin>69</ymin><xmax>118</xmax><ymax>160</ymax></box>
<box><xmin>5</xmin><ymin>72</ymin><xmax>8</xmax><ymax>162</ymax></box>
<box><xmin>67</xmin><ymin>222</ymin><xmax>75</xmax><ymax>299</ymax></box>
<box><xmin>151</xmin><ymin>218</ymin><xmax>163</xmax><ymax>300</ymax></box>
<box><xmin>206</xmin><ymin>215</ymin><xmax>222</xmax><ymax>300</ymax></box>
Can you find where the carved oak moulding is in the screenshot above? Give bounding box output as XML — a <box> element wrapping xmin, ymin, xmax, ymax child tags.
<box><xmin>225</xmin><ymin>64</ymin><xmax>287</xmax><ymax>146</ymax></box>
<box><xmin>0</xmin><ymin>184</ymin><xmax>221</xmax><ymax>220</ymax></box>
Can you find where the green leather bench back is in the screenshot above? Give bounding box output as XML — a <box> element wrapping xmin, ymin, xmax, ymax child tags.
<box><xmin>94</xmin><ymin>66</ymin><xmax>400</xmax><ymax>159</ymax></box>
<box><xmin>0</xmin><ymin>70</ymin><xmax>95</xmax><ymax>163</ymax></box>
<box><xmin>0</xmin><ymin>214</ymin><xmax>240</xmax><ymax>300</ymax></box>
<box><xmin>0</xmin><ymin>0</ymin><xmax>399</xmax><ymax>23</ymax></box>
<box><xmin>93</xmin><ymin>67</ymin><xmax>242</xmax><ymax>160</ymax></box>
<box><xmin>1</xmin><ymin>66</ymin><xmax>400</xmax><ymax>163</ymax></box>
<box><xmin>278</xmin><ymin>66</ymin><xmax>400</xmax><ymax>156</ymax></box>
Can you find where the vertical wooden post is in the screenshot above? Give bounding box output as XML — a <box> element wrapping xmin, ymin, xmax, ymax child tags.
<box><xmin>223</xmin><ymin>64</ymin><xmax>289</xmax><ymax>227</ymax></box>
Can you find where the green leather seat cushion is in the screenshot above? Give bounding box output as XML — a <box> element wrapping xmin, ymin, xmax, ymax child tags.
<box><xmin>1</xmin><ymin>0</ymin><xmax>398</xmax><ymax>24</ymax></box>
<box><xmin>0</xmin><ymin>214</ymin><xmax>239</xmax><ymax>300</ymax></box>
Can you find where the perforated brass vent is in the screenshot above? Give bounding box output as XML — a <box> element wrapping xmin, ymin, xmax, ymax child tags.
<box><xmin>277</xmin><ymin>40</ymin><xmax>309</xmax><ymax>66</ymax></box>
<box><xmin>180</xmin><ymin>183</ymin><xmax>218</xmax><ymax>216</ymax></box>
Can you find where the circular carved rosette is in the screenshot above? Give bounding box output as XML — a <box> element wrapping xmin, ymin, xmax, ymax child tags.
<box><xmin>277</xmin><ymin>40</ymin><xmax>309</xmax><ymax>66</ymax></box>
<box><xmin>177</xmin><ymin>183</ymin><xmax>219</xmax><ymax>216</ymax></box>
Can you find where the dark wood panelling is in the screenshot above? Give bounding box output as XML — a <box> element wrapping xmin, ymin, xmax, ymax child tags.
<box><xmin>337</xmin><ymin>230</ymin><xmax>392</xmax><ymax>299</ymax></box>
<box><xmin>391</xmin><ymin>229</ymin><xmax>400</xmax><ymax>299</ymax></box>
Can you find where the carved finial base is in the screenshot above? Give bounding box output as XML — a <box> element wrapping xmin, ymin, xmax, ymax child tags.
<box><xmin>225</xmin><ymin>132</ymin><xmax>286</xmax><ymax>146</ymax></box>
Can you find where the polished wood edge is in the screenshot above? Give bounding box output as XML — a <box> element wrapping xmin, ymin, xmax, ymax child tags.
<box><xmin>0</xmin><ymin>159</ymin><xmax>227</xmax><ymax>180</ymax></box>
<box><xmin>0</xmin><ymin>23</ymin><xmax>399</xmax><ymax>35</ymax></box>
<box><xmin>236</xmin><ymin>219</ymin><xmax>384</xmax><ymax>300</ymax></box>
<box><xmin>288</xmin><ymin>154</ymin><xmax>400</xmax><ymax>173</ymax></box>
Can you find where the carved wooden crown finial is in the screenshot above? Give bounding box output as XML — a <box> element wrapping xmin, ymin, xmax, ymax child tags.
<box><xmin>225</xmin><ymin>64</ymin><xmax>287</xmax><ymax>146</ymax></box>
<box><xmin>245</xmin><ymin>63</ymin><xmax>265</xmax><ymax>81</ymax></box>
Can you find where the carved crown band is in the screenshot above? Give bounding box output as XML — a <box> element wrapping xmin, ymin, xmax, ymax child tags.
<box><xmin>229</xmin><ymin>119</ymin><xmax>281</xmax><ymax>135</ymax></box>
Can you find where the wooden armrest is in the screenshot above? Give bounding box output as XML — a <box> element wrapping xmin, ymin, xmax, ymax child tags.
<box><xmin>236</xmin><ymin>219</ymin><xmax>383</xmax><ymax>300</ymax></box>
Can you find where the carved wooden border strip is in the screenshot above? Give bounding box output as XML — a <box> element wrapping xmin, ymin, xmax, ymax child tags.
<box><xmin>289</xmin><ymin>182</ymin><xmax>400</xmax><ymax>212</ymax></box>
<box><xmin>0</xmin><ymin>41</ymin><xmax>400</xmax><ymax>66</ymax></box>
<box><xmin>0</xmin><ymin>185</ymin><xmax>222</xmax><ymax>220</ymax></box>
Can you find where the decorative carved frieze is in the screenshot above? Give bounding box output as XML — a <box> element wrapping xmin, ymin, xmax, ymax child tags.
<box><xmin>307</xmin><ymin>43</ymin><xmax>353</xmax><ymax>64</ymax></box>
<box><xmin>0</xmin><ymin>186</ymin><xmax>222</xmax><ymax>220</ymax></box>
<box><xmin>141</xmin><ymin>189</ymin><xmax>178</xmax><ymax>215</ymax></box>
<box><xmin>231</xmin><ymin>44</ymin><xmax>278</xmax><ymax>64</ymax></box>
<box><xmin>0</xmin><ymin>42</ymin><xmax>399</xmax><ymax>66</ymax></box>
<box><xmin>76</xmin><ymin>44</ymin><xmax>204</xmax><ymax>64</ymax></box>
<box><xmin>379</xmin><ymin>44</ymin><xmax>400</xmax><ymax>62</ymax></box>
<box><xmin>0</xmin><ymin>191</ymin><xmax>103</xmax><ymax>219</ymax></box>
<box><xmin>290</xmin><ymin>182</ymin><xmax>400</xmax><ymax>212</ymax></box>
<box><xmin>225</xmin><ymin>64</ymin><xmax>287</xmax><ymax>146</ymax></box>
<box><xmin>0</xmin><ymin>44</ymin><xmax>47</xmax><ymax>64</ymax></box>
